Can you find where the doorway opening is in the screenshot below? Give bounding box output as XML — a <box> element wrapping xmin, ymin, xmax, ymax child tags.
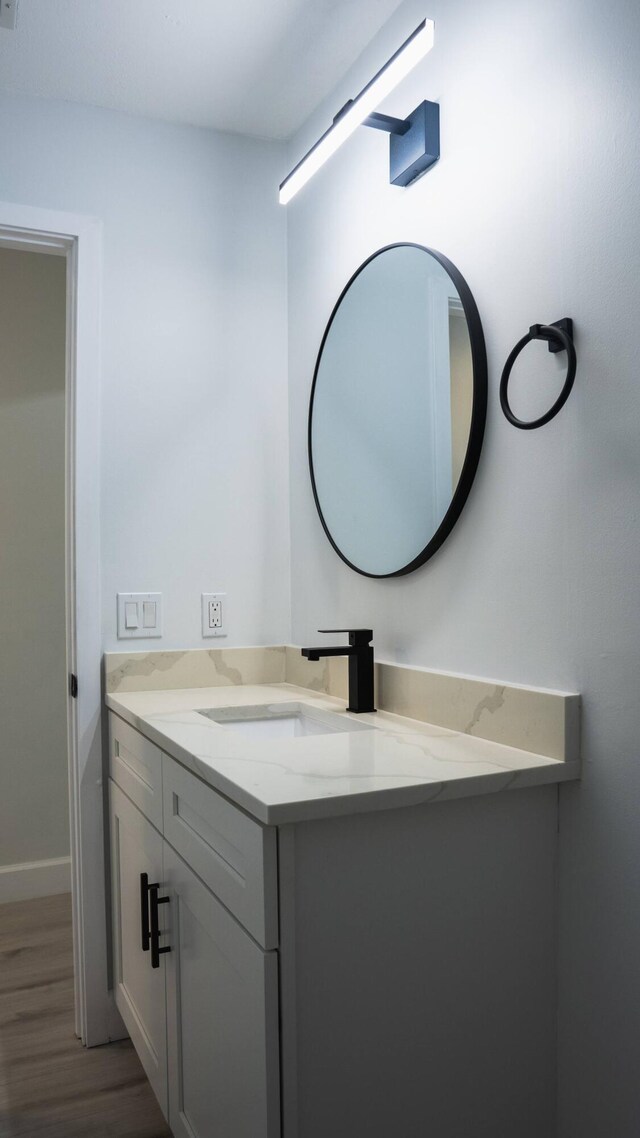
<box><xmin>0</xmin><ymin>202</ymin><xmax>114</xmax><ymax>1048</ymax></box>
<box><xmin>0</xmin><ymin>243</ymin><xmax>70</xmax><ymax>902</ymax></box>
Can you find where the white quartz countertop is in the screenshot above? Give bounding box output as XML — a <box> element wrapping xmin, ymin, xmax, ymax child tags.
<box><xmin>106</xmin><ymin>683</ymin><xmax>579</xmax><ymax>825</ymax></box>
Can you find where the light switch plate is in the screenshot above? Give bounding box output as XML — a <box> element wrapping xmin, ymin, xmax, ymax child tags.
<box><xmin>202</xmin><ymin>592</ymin><xmax>226</xmax><ymax>638</ymax></box>
<box><xmin>0</xmin><ymin>1</ymin><xmax>18</xmax><ymax>30</ymax></box>
<box><xmin>117</xmin><ymin>593</ymin><xmax>162</xmax><ymax>639</ymax></box>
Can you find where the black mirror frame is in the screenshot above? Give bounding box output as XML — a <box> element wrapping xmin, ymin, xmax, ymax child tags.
<box><xmin>308</xmin><ymin>243</ymin><xmax>488</xmax><ymax>578</ymax></box>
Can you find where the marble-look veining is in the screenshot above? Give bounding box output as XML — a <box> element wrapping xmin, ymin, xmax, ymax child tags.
<box><xmin>106</xmin><ymin>683</ymin><xmax>580</xmax><ymax>825</ymax></box>
<box><xmin>285</xmin><ymin>646</ymin><xmax>579</xmax><ymax>762</ymax></box>
<box><xmin>105</xmin><ymin>646</ymin><xmax>580</xmax><ymax>762</ymax></box>
<box><xmin>374</xmin><ymin>662</ymin><xmax>580</xmax><ymax>763</ymax></box>
<box><xmin>105</xmin><ymin>646</ymin><xmax>286</xmax><ymax>693</ymax></box>
<box><xmin>284</xmin><ymin>645</ymin><xmax>348</xmax><ymax>698</ymax></box>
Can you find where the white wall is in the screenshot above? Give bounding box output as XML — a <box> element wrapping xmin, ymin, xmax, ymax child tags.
<box><xmin>0</xmin><ymin>247</ymin><xmax>68</xmax><ymax>867</ymax></box>
<box><xmin>286</xmin><ymin>1</ymin><xmax>640</xmax><ymax>1134</ymax></box>
<box><xmin>0</xmin><ymin>93</ymin><xmax>290</xmax><ymax>652</ymax></box>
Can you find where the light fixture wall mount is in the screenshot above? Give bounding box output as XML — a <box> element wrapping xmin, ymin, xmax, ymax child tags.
<box><xmin>279</xmin><ymin>18</ymin><xmax>439</xmax><ymax>204</ymax></box>
<box><xmin>375</xmin><ymin>99</ymin><xmax>440</xmax><ymax>187</ymax></box>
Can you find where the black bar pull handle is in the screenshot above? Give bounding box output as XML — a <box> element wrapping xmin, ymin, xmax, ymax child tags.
<box><xmin>149</xmin><ymin>882</ymin><xmax>171</xmax><ymax>969</ymax></box>
<box><xmin>140</xmin><ymin>873</ymin><xmax>151</xmax><ymax>952</ymax></box>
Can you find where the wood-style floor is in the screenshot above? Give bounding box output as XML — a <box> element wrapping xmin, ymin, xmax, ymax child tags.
<box><xmin>0</xmin><ymin>893</ymin><xmax>171</xmax><ymax>1137</ymax></box>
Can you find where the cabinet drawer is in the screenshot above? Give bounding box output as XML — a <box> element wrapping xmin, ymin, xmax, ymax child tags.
<box><xmin>109</xmin><ymin>712</ymin><xmax>164</xmax><ymax>830</ymax></box>
<box><xmin>162</xmin><ymin>755</ymin><xmax>278</xmax><ymax>949</ymax></box>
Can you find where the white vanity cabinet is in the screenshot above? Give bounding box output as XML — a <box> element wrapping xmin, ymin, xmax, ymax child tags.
<box><xmin>109</xmin><ymin>709</ymin><xmax>559</xmax><ymax>1138</ymax></box>
<box><xmin>108</xmin><ymin>712</ymin><xmax>281</xmax><ymax>1138</ymax></box>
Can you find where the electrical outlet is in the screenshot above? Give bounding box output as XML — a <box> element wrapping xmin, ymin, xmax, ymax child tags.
<box><xmin>202</xmin><ymin>592</ymin><xmax>226</xmax><ymax>638</ymax></box>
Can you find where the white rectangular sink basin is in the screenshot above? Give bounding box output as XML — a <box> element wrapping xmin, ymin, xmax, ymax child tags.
<box><xmin>197</xmin><ymin>701</ymin><xmax>373</xmax><ymax>740</ymax></box>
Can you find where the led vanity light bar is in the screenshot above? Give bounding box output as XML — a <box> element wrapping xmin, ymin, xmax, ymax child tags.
<box><xmin>279</xmin><ymin>18</ymin><xmax>436</xmax><ymax>205</ymax></box>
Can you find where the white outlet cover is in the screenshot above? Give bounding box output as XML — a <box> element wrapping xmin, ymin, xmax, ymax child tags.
<box><xmin>117</xmin><ymin>593</ymin><xmax>162</xmax><ymax>639</ymax></box>
<box><xmin>202</xmin><ymin>592</ymin><xmax>226</xmax><ymax>638</ymax></box>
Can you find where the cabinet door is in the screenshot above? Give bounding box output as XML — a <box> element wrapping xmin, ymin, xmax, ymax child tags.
<box><xmin>110</xmin><ymin>779</ymin><xmax>169</xmax><ymax>1116</ymax></box>
<box><xmin>164</xmin><ymin>842</ymin><xmax>280</xmax><ymax>1138</ymax></box>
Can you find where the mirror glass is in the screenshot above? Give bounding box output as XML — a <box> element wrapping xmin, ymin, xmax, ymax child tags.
<box><xmin>309</xmin><ymin>244</ymin><xmax>486</xmax><ymax>577</ymax></box>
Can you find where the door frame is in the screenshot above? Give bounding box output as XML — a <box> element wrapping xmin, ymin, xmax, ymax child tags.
<box><xmin>0</xmin><ymin>200</ymin><xmax>119</xmax><ymax>1045</ymax></box>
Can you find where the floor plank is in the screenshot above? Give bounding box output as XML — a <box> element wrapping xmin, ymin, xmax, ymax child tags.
<box><xmin>0</xmin><ymin>893</ymin><xmax>171</xmax><ymax>1138</ymax></box>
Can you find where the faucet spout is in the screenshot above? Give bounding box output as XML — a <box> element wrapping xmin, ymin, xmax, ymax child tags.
<box><xmin>300</xmin><ymin>629</ymin><xmax>376</xmax><ymax>714</ymax></box>
<box><xmin>301</xmin><ymin>646</ymin><xmax>357</xmax><ymax>660</ymax></box>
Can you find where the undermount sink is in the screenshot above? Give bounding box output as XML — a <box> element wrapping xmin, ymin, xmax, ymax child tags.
<box><xmin>197</xmin><ymin>701</ymin><xmax>373</xmax><ymax>740</ymax></box>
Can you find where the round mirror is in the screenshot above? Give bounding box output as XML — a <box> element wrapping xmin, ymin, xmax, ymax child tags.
<box><xmin>308</xmin><ymin>244</ymin><xmax>487</xmax><ymax>577</ymax></box>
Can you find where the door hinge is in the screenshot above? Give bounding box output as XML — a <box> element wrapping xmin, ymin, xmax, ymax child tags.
<box><xmin>69</xmin><ymin>673</ymin><xmax>78</xmax><ymax>699</ymax></box>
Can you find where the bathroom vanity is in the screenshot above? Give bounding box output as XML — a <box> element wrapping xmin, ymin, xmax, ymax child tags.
<box><xmin>107</xmin><ymin>676</ymin><xmax>578</xmax><ymax>1138</ymax></box>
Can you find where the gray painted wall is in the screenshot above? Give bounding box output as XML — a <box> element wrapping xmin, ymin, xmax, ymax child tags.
<box><xmin>0</xmin><ymin>247</ymin><xmax>68</xmax><ymax>866</ymax></box>
<box><xmin>285</xmin><ymin>1</ymin><xmax>640</xmax><ymax>1134</ymax></box>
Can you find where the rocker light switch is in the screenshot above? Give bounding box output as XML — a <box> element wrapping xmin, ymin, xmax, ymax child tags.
<box><xmin>0</xmin><ymin>2</ymin><xmax>19</xmax><ymax>31</ymax></box>
<box><xmin>117</xmin><ymin>593</ymin><xmax>162</xmax><ymax>639</ymax></box>
<box><xmin>125</xmin><ymin>602</ymin><xmax>139</xmax><ymax>629</ymax></box>
<box><xmin>142</xmin><ymin>601</ymin><xmax>157</xmax><ymax>628</ymax></box>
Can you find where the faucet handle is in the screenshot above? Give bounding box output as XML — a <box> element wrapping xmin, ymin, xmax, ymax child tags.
<box><xmin>318</xmin><ymin>629</ymin><xmax>373</xmax><ymax>646</ymax></box>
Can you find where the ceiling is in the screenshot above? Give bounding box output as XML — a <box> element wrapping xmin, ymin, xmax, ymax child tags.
<box><xmin>0</xmin><ymin>0</ymin><xmax>407</xmax><ymax>139</ymax></box>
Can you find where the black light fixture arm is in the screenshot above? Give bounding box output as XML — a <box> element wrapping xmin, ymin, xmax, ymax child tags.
<box><xmin>333</xmin><ymin>103</ymin><xmax>408</xmax><ymax>135</ymax></box>
<box><xmin>364</xmin><ymin>112</ymin><xmax>411</xmax><ymax>135</ymax></box>
<box><xmin>330</xmin><ymin>96</ymin><xmax>439</xmax><ymax>187</ymax></box>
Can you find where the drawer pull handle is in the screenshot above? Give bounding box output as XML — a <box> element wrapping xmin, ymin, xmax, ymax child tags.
<box><xmin>149</xmin><ymin>882</ymin><xmax>171</xmax><ymax>969</ymax></box>
<box><xmin>140</xmin><ymin>873</ymin><xmax>151</xmax><ymax>952</ymax></box>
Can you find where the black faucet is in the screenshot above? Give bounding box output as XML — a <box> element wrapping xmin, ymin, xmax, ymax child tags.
<box><xmin>301</xmin><ymin>629</ymin><xmax>376</xmax><ymax>714</ymax></box>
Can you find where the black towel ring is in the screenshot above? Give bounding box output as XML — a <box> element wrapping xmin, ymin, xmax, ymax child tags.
<box><xmin>500</xmin><ymin>317</ymin><xmax>576</xmax><ymax>430</ymax></box>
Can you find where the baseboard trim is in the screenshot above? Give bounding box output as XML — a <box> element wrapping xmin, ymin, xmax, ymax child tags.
<box><xmin>0</xmin><ymin>856</ymin><xmax>72</xmax><ymax>903</ymax></box>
